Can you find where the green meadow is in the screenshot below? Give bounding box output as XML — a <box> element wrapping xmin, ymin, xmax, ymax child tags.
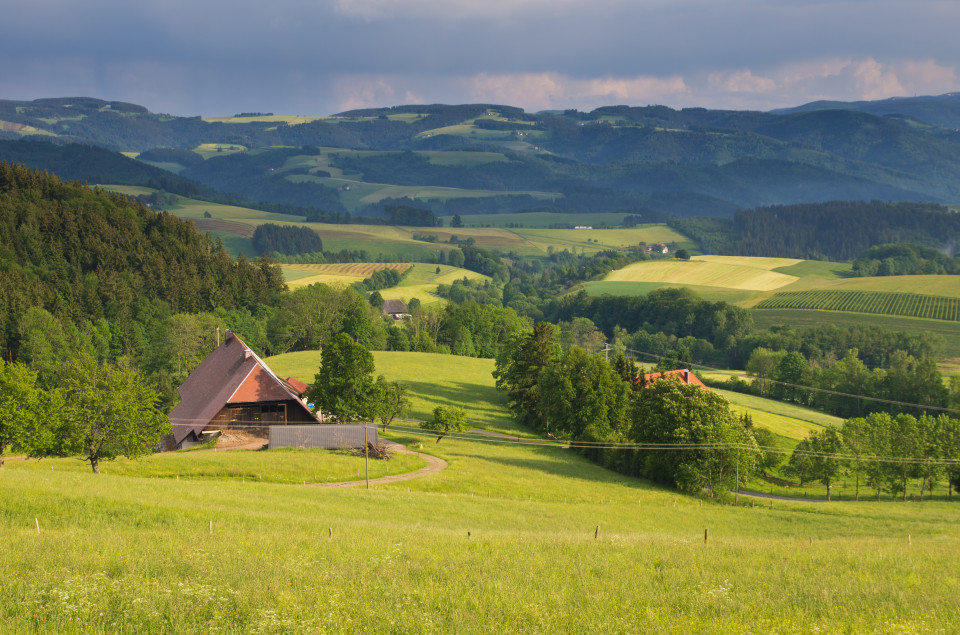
<box><xmin>267</xmin><ymin>351</ymin><xmax>520</xmax><ymax>436</ymax></box>
<box><xmin>4</xmin><ymin>433</ymin><xmax>960</xmax><ymax>632</ymax></box>
<box><xmin>5</xmin><ymin>350</ymin><xmax>960</xmax><ymax>631</ymax></box>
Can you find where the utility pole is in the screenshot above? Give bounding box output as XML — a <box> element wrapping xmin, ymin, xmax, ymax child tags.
<box><xmin>735</xmin><ymin>441</ymin><xmax>740</xmax><ymax>505</ymax></box>
<box><xmin>216</xmin><ymin>326</ymin><xmax>220</xmax><ymax>347</ymax></box>
<box><xmin>603</xmin><ymin>343</ymin><xmax>610</xmax><ymax>362</ymax></box>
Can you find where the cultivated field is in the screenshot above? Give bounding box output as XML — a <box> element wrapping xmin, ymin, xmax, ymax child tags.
<box><xmin>100</xmin><ymin>185</ymin><xmax>698</xmax><ymax>259</ymax></box>
<box><xmin>279</xmin><ymin>262</ymin><xmax>413</xmax><ymax>289</ymax></box>
<box><xmin>439</xmin><ymin>211</ymin><xmax>634</xmax><ymax>228</ymax></box>
<box><xmin>756</xmin><ymin>289</ymin><xmax>960</xmax><ymax>322</ymax></box>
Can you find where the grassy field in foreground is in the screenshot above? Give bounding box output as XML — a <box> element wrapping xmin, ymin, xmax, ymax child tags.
<box><xmin>3</xmin><ymin>435</ymin><xmax>960</xmax><ymax>632</ymax></box>
<box><xmin>7</xmin><ymin>447</ymin><xmax>425</xmax><ymax>484</ymax></box>
<box><xmin>266</xmin><ymin>351</ymin><xmax>523</xmax><ymax>436</ymax></box>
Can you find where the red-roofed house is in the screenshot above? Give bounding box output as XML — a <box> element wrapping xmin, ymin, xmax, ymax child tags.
<box><xmin>636</xmin><ymin>368</ymin><xmax>708</xmax><ymax>390</ymax></box>
<box><xmin>162</xmin><ymin>332</ymin><xmax>319</xmax><ymax>450</ymax></box>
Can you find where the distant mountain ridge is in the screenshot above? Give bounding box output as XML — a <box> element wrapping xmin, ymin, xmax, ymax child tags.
<box><xmin>2</xmin><ymin>94</ymin><xmax>960</xmax><ymax>218</ymax></box>
<box><xmin>772</xmin><ymin>92</ymin><xmax>960</xmax><ymax>129</ymax></box>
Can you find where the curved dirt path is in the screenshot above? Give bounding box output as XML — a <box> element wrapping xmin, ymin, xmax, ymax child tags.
<box><xmin>308</xmin><ymin>443</ymin><xmax>447</xmax><ymax>488</ymax></box>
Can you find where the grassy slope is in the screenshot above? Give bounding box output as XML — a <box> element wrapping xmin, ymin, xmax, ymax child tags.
<box><xmin>266</xmin><ymin>351</ymin><xmax>522</xmax><ymax>436</ymax></box>
<box><xmin>8</xmin><ymin>447</ymin><xmax>425</xmax><ymax>484</ymax></box>
<box><xmin>378</xmin><ymin>263</ymin><xmax>489</xmax><ymax>306</ymax></box>
<box><xmin>5</xmin><ymin>351</ymin><xmax>959</xmax><ymax>630</ymax></box>
<box><xmin>4</xmin><ymin>435</ymin><xmax>960</xmax><ymax>632</ymax></box>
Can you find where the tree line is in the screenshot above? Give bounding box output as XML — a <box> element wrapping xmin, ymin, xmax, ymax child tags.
<box><xmin>784</xmin><ymin>412</ymin><xmax>960</xmax><ymax>501</ymax></box>
<box><xmin>670</xmin><ymin>201</ymin><xmax>960</xmax><ymax>261</ymax></box>
<box><xmin>852</xmin><ymin>243</ymin><xmax>960</xmax><ymax>276</ymax></box>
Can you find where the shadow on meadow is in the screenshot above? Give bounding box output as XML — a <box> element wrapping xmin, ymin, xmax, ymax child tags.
<box><xmin>456</xmin><ymin>450</ymin><xmax>668</xmax><ymax>492</ymax></box>
<box><xmin>402</xmin><ymin>379</ymin><xmax>510</xmax><ymax>419</ymax></box>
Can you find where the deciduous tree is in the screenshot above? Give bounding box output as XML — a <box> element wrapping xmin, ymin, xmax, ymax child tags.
<box><xmin>307</xmin><ymin>333</ymin><xmax>379</xmax><ymax>422</ymax></box>
<box><xmin>421</xmin><ymin>405</ymin><xmax>467</xmax><ymax>443</ymax></box>
<box><xmin>51</xmin><ymin>353</ymin><xmax>170</xmax><ymax>474</ymax></box>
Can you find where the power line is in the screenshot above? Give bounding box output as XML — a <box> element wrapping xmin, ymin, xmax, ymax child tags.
<box><xmin>163</xmin><ymin>420</ymin><xmax>960</xmax><ymax>467</ymax></box>
<box><xmin>619</xmin><ymin>346</ymin><xmax>960</xmax><ymax>416</ymax></box>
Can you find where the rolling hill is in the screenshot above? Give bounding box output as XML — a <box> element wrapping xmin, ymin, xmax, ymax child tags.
<box><xmin>5</xmin><ymin>95</ymin><xmax>960</xmax><ymax>219</ymax></box>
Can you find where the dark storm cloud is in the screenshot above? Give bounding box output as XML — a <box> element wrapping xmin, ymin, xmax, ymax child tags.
<box><xmin>0</xmin><ymin>0</ymin><xmax>958</xmax><ymax>115</ymax></box>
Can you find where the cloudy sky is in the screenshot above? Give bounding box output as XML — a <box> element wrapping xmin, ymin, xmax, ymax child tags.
<box><xmin>2</xmin><ymin>0</ymin><xmax>958</xmax><ymax>116</ymax></box>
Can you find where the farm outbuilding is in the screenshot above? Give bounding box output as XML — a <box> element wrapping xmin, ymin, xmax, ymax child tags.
<box><xmin>382</xmin><ymin>299</ymin><xmax>408</xmax><ymax>319</ymax></box>
<box><xmin>162</xmin><ymin>332</ymin><xmax>319</xmax><ymax>450</ymax></box>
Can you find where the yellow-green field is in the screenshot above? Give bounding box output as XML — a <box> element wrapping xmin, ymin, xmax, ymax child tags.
<box><xmin>603</xmin><ymin>257</ymin><xmax>801</xmax><ymax>291</ymax></box>
<box><xmin>191</xmin><ymin>143</ymin><xmax>249</xmax><ymax>159</ymax></box>
<box><xmin>514</xmin><ymin>225</ymin><xmax>696</xmax><ymax>254</ymax></box>
<box><xmin>267</xmin><ymin>351</ymin><xmax>521</xmax><ymax>436</ymax></box>
<box><xmin>6</xmin><ymin>349</ymin><xmax>960</xmax><ymax>631</ymax></box>
<box><xmin>98</xmin><ymin>185</ymin><xmax>697</xmax><ymax>259</ymax></box>
<box><xmin>378</xmin><ymin>263</ymin><xmax>490</xmax><ymax>306</ymax></box>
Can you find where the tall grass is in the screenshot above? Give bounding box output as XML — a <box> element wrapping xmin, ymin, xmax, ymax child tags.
<box><xmin>3</xmin><ymin>435</ymin><xmax>959</xmax><ymax>633</ymax></box>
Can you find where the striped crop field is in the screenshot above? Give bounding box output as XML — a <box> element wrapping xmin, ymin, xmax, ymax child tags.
<box><xmin>282</xmin><ymin>263</ymin><xmax>412</xmax><ymax>276</ymax></box>
<box><xmin>280</xmin><ymin>262</ymin><xmax>413</xmax><ymax>288</ymax></box>
<box><xmin>755</xmin><ymin>289</ymin><xmax>960</xmax><ymax>322</ymax></box>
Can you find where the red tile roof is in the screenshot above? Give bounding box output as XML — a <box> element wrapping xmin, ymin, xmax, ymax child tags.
<box><xmin>638</xmin><ymin>369</ymin><xmax>708</xmax><ymax>390</ymax></box>
<box><xmin>284</xmin><ymin>377</ymin><xmax>309</xmax><ymax>396</ymax></box>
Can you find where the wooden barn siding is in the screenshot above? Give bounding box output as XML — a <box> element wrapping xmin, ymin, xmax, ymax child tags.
<box><xmin>205</xmin><ymin>401</ymin><xmax>318</xmax><ymax>439</ymax></box>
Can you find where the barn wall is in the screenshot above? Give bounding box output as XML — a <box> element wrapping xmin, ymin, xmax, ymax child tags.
<box><xmin>205</xmin><ymin>401</ymin><xmax>318</xmax><ymax>438</ymax></box>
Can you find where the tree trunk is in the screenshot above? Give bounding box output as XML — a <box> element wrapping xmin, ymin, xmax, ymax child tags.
<box><xmin>855</xmin><ymin>470</ymin><xmax>860</xmax><ymax>502</ymax></box>
<box><xmin>826</xmin><ymin>481</ymin><xmax>831</xmax><ymax>502</ymax></box>
<box><xmin>920</xmin><ymin>477</ymin><xmax>927</xmax><ymax>502</ymax></box>
<box><xmin>90</xmin><ymin>456</ymin><xmax>100</xmax><ymax>474</ymax></box>
<box><xmin>0</xmin><ymin>442</ymin><xmax>5</xmax><ymax>468</ymax></box>
<box><xmin>902</xmin><ymin>475</ymin><xmax>908</xmax><ymax>501</ymax></box>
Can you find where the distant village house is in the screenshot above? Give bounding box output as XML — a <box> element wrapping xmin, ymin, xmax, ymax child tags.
<box><xmin>636</xmin><ymin>369</ymin><xmax>707</xmax><ymax>391</ymax></box>
<box><xmin>645</xmin><ymin>243</ymin><xmax>669</xmax><ymax>254</ymax></box>
<box><xmin>382</xmin><ymin>299</ymin><xmax>409</xmax><ymax>320</ymax></box>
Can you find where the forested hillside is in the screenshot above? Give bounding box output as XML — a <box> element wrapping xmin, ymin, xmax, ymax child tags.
<box><xmin>670</xmin><ymin>201</ymin><xmax>960</xmax><ymax>260</ymax></box>
<box><xmin>0</xmin><ymin>162</ymin><xmax>284</xmax><ymax>360</ymax></box>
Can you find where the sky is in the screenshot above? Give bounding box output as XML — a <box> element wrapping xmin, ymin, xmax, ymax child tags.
<box><xmin>2</xmin><ymin>0</ymin><xmax>959</xmax><ymax>117</ymax></box>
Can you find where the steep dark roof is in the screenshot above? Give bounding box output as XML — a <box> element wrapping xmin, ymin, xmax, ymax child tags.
<box><xmin>168</xmin><ymin>332</ymin><xmax>315</xmax><ymax>443</ymax></box>
<box><xmin>382</xmin><ymin>299</ymin><xmax>408</xmax><ymax>315</ymax></box>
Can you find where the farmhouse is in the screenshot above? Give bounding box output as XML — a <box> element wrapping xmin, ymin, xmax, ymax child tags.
<box><xmin>162</xmin><ymin>332</ymin><xmax>319</xmax><ymax>450</ymax></box>
<box><xmin>644</xmin><ymin>243</ymin><xmax>669</xmax><ymax>255</ymax></box>
<box><xmin>637</xmin><ymin>369</ymin><xmax>708</xmax><ymax>390</ymax></box>
<box><xmin>382</xmin><ymin>299</ymin><xmax>408</xmax><ymax>319</ymax></box>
